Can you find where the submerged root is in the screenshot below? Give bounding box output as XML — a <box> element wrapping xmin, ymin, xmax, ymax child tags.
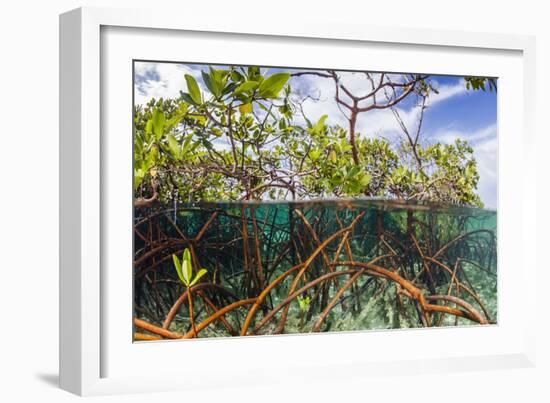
<box><xmin>133</xmin><ymin>205</ymin><xmax>496</xmax><ymax>340</ymax></box>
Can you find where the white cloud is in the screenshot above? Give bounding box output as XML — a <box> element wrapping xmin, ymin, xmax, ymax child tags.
<box><xmin>430</xmin><ymin>123</ymin><xmax>498</xmax><ymax>209</ymax></box>
<box><xmin>136</xmin><ymin>66</ymin><xmax>468</xmax><ymax>141</ymax></box>
<box><xmin>133</xmin><ymin>64</ymin><xmax>496</xmax><ymax>208</ymax></box>
<box><xmin>353</xmin><ymin>80</ymin><xmax>468</xmax><ymax>140</ymax></box>
<box><xmin>294</xmin><ymin>74</ymin><xmax>468</xmax><ymax>141</ymax></box>
<box><xmin>134</xmin><ymin>62</ymin><xmax>204</xmax><ymax>105</ymax></box>
<box><xmin>428</xmin><ymin>79</ymin><xmax>468</xmax><ymax>106</ymax></box>
<box><xmin>434</xmin><ymin>123</ymin><xmax>497</xmax><ymax>145</ymax></box>
<box><xmin>472</xmin><ymin>129</ymin><xmax>497</xmax><ymax>209</ymax></box>
<box><xmin>294</xmin><ymin>72</ymin><xmax>496</xmax><ymax>208</ymax></box>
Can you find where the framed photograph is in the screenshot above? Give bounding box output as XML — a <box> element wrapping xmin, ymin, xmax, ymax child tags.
<box><xmin>60</xmin><ymin>6</ymin><xmax>537</xmax><ymax>396</ymax></box>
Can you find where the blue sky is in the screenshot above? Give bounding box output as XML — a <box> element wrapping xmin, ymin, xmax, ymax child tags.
<box><xmin>134</xmin><ymin>62</ymin><xmax>497</xmax><ymax>209</ymax></box>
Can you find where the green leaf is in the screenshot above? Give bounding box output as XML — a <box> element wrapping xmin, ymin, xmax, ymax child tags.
<box><xmin>151</xmin><ymin>108</ymin><xmax>165</xmax><ymax>140</ymax></box>
<box><xmin>234</xmin><ymin>80</ymin><xmax>259</xmax><ymax>95</ymax></box>
<box><xmin>190</xmin><ymin>114</ymin><xmax>207</xmax><ymax>126</ymax></box>
<box><xmin>145</xmin><ymin>145</ymin><xmax>158</xmax><ymax>169</ymax></box>
<box><xmin>258</xmin><ymin>73</ymin><xmax>290</xmax><ymax>98</ymax></box>
<box><xmin>165</xmin><ymin>107</ymin><xmax>187</xmax><ymax>130</ymax></box>
<box><xmin>329</xmin><ymin>150</ymin><xmax>337</xmax><ymax>164</ymax></box>
<box><xmin>231</xmin><ymin>70</ymin><xmax>245</xmax><ymax>82</ymax></box>
<box><xmin>358</xmin><ymin>173</ymin><xmax>372</xmax><ymax>187</ymax></box>
<box><xmin>181</xmin><ymin>248</ymin><xmax>192</xmax><ymax>285</ymax></box>
<box><xmin>133</xmin><ymin>168</ymin><xmax>144</xmax><ymax>190</ymax></box>
<box><xmin>347</xmin><ymin>165</ymin><xmax>360</xmax><ymax>178</ymax></box>
<box><xmin>247</xmin><ymin>66</ymin><xmax>261</xmax><ymax>81</ymax></box>
<box><xmin>239</xmin><ymin>103</ymin><xmax>253</xmax><ymax>114</ymax></box>
<box><xmin>309</xmin><ymin>149</ymin><xmax>321</xmax><ymax>161</ymax></box>
<box><xmin>182</xmin><ymin>259</ymin><xmax>192</xmax><ymax>285</ymax></box>
<box><xmin>167</xmin><ymin>134</ymin><xmax>181</xmax><ymax>160</ymax></box>
<box><xmin>190</xmin><ymin>268</ymin><xmax>208</xmax><ymax>286</ymax></box>
<box><xmin>185</xmin><ymin>74</ymin><xmax>202</xmax><ymax>105</ymax></box>
<box><xmin>210</xmin><ymin>66</ymin><xmax>228</xmax><ymax>82</ymax></box>
<box><xmin>180</xmin><ymin>92</ymin><xmax>196</xmax><ymax>105</ymax></box>
<box><xmin>145</xmin><ymin>119</ymin><xmax>153</xmax><ymax>136</ymax></box>
<box><xmin>172</xmin><ymin>254</ymin><xmax>184</xmax><ymax>284</ymax></box>
<box><xmin>183</xmin><ymin>248</ymin><xmax>191</xmax><ymax>264</ymax></box>
<box><xmin>297</xmin><ymin>295</ymin><xmax>311</xmax><ymax>311</ymax></box>
<box><xmin>181</xmin><ymin>133</ymin><xmax>194</xmax><ymax>154</ymax></box>
<box><xmin>222</xmin><ymin>82</ymin><xmax>238</xmax><ymax>96</ymax></box>
<box><xmin>202</xmin><ymin>70</ymin><xmax>221</xmax><ymax>99</ymax></box>
<box><xmin>313</xmin><ymin>115</ymin><xmax>328</xmax><ymax>133</ymax></box>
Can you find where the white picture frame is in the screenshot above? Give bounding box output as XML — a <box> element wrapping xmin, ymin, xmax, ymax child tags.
<box><xmin>59</xmin><ymin>6</ymin><xmax>537</xmax><ymax>396</ymax></box>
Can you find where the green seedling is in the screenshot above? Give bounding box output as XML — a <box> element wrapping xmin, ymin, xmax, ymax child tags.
<box><xmin>297</xmin><ymin>294</ymin><xmax>311</xmax><ymax>331</ymax></box>
<box><xmin>173</xmin><ymin>248</ymin><xmax>208</xmax><ymax>337</ymax></box>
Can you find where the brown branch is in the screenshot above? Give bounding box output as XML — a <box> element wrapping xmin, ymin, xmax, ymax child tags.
<box><xmin>134</xmin><ymin>191</ymin><xmax>158</xmax><ymax>208</ymax></box>
<box><xmin>253</xmin><ymin>269</ymin><xmax>361</xmax><ymax>334</ymax></box>
<box><xmin>134</xmin><ymin>318</ymin><xmax>183</xmax><ymax>339</ymax></box>
<box><xmin>194</xmin><ymin>212</ymin><xmax>219</xmax><ymax>241</ymax></box>
<box><xmin>422</xmin><ymin>256</ymin><xmax>492</xmax><ymax>322</ymax></box>
<box><xmin>312</xmin><ymin>269</ymin><xmax>366</xmax><ymax>332</ymax></box>
<box><xmin>162</xmin><ymin>283</ymin><xmax>238</xmax><ymax>330</ymax></box>
<box><xmin>294</xmin><ymin>209</ymin><xmax>332</xmax><ymax>269</ymax></box>
<box><xmin>290</xmin><ymin>71</ymin><xmax>333</xmax><ymax>78</ymax></box>
<box><xmin>196</xmin><ymin>291</ymin><xmax>237</xmax><ymax>336</ymax></box>
<box><xmin>250</xmin><ymin>208</ymin><xmax>265</xmax><ymax>290</ymax></box>
<box><xmin>183</xmin><ymin>298</ymin><xmax>257</xmax><ymax>339</ymax></box>
<box><xmin>336</xmin><ymin>261</ymin><xmax>488</xmax><ymax>325</ymax></box>
<box><xmin>134</xmin><ymin>332</ymin><xmax>162</xmax><ymax>341</ymax></box>
<box><xmin>425</xmin><ymin>295</ymin><xmax>487</xmax><ymax>324</ymax></box>
<box><xmin>433</xmin><ymin>230</ymin><xmax>495</xmax><ymax>260</ymax></box>
<box><xmin>240</xmin><ymin>264</ymin><xmax>303</xmax><ymax>336</ymax></box>
<box><xmin>275</xmin><ymin>211</ymin><xmax>366</xmax><ymax>333</ymax></box>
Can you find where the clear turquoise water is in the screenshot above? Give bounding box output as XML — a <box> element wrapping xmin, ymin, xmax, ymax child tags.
<box><xmin>134</xmin><ymin>199</ymin><xmax>496</xmax><ymax>337</ymax></box>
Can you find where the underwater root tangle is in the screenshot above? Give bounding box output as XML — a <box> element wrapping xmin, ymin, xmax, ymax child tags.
<box><xmin>134</xmin><ymin>258</ymin><xmax>488</xmax><ymax>340</ymax></box>
<box><xmin>133</xmin><ymin>204</ymin><xmax>496</xmax><ymax>340</ymax></box>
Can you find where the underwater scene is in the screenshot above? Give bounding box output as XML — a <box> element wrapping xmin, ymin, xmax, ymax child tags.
<box><xmin>132</xmin><ymin>62</ymin><xmax>497</xmax><ymax>340</ymax></box>
<box><xmin>133</xmin><ymin>200</ymin><xmax>496</xmax><ymax>340</ymax></box>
